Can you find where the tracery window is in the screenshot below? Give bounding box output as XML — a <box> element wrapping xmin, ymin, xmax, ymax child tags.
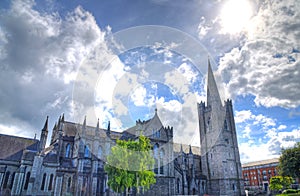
<box><xmin>65</xmin><ymin>143</ymin><xmax>71</xmax><ymax>158</ymax></box>
<box><xmin>48</xmin><ymin>174</ymin><xmax>54</xmax><ymax>191</ymax></box>
<box><xmin>98</xmin><ymin>146</ymin><xmax>102</xmax><ymax>159</ymax></box>
<box><xmin>160</xmin><ymin>149</ymin><xmax>165</xmax><ymax>174</ymax></box>
<box><xmin>41</xmin><ymin>173</ymin><xmax>46</xmax><ymax>190</ymax></box>
<box><xmin>84</xmin><ymin>145</ymin><xmax>90</xmax><ymax>158</ymax></box>
<box><xmin>24</xmin><ymin>172</ymin><xmax>31</xmax><ymax>190</ymax></box>
<box><xmin>3</xmin><ymin>171</ymin><xmax>10</xmax><ymax>189</ymax></box>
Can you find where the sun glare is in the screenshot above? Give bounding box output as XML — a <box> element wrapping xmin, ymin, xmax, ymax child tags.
<box><xmin>220</xmin><ymin>0</ymin><xmax>253</xmax><ymax>34</ymax></box>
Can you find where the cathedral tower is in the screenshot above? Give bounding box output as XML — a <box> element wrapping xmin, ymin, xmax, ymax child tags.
<box><xmin>197</xmin><ymin>60</ymin><xmax>244</xmax><ymax>196</ymax></box>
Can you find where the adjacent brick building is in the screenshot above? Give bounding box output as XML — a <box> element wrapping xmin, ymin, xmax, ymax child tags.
<box><xmin>242</xmin><ymin>158</ymin><xmax>279</xmax><ymax>191</ymax></box>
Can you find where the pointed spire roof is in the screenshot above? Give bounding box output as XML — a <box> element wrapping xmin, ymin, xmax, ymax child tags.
<box><xmin>42</xmin><ymin>116</ymin><xmax>49</xmax><ymax>131</ymax></box>
<box><xmin>189</xmin><ymin>145</ymin><xmax>192</xmax><ymax>154</ymax></box>
<box><xmin>107</xmin><ymin>121</ymin><xmax>110</xmax><ymax>132</ymax></box>
<box><xmin>83</xmin><ymin>116</ymin><xmax>86</xmax><ymax>128</ymax></box>
<box><xmin>61</xmin><ymin>113</ymin><xmax>65</xmax><ymax>122</ymax></box>
<box><xmin>180</xmin><ymin>143</ymin><xmax>183</xmax><ymax>153</ymax></box>
<box><xmin>207</xmin><ymin>58</ymin><xmax>222</xmax><ymax>107</ymax></box>
<box><xmin>96</xmin><ymin>118</ymin><xmax>100</xmax><ymax>131</ymax></box>
<box><xmin>149</xmin><ymin>108</ymin><xmax>163</xmax><ymax>129</ymax></box>
<box><xmin>53</xmin><ymin>123</ymin><xmax>57</xmax><ymax>130</ymax></box>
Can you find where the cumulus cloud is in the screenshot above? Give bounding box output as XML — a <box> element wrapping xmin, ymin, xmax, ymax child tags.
<box><xmin>235</xmin><ymin>109</ymin><xmax>300</xmax><ymax>163</ymax></box>
<box><xmin>218</xmin><ymin>0</ymin><xmax>300</xmax><ymax>108</ymax></box>
<box><xmin>0</xmin><ymin>0</ymin><xmax>108</xmax><ymax>138</ymax></box>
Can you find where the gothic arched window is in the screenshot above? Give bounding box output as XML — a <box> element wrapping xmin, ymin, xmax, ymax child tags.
<box><xmin>153</xmin><ymin>143</ymin><xmax>159</xmax><ymax>158</ymax></box>
<box><xmin>24</xmin><ymin>172</ymin><xmax>30</xmax><ymax>190</ymax></box>
<box><xmin>41</xmin><ymin>173</ymin><xmax>46</xmax><ymax>190</ymax></box>
<box><xmin>154</xmin><ymin>158</ymin><xmax>158</xmax><ymax>174</ymax></box>
<box><xmin>65</xmin><ymin>143</ymin><xmax>71</xmax><ymax>158</ymax></box>
<box><xmin>224</xmin><ymin>119</ymin><xmax>228</xmax><ymax>130</ymax></box>
<box><xmin>48</xmin><ymin>174</ymin><xmax>54</xmax><ymax>191</ymax></box>
<box><xmin>10</xmin><ymin>172</ymin><xmax>15</xmax><ymax>189</ymax></box>
<box><xmin>67</xmin><ymin>176</ymin><xmax>72</xmax><ymax>192</ymax></box>
<box><xmin>3</xmin><ymin>171</ymin><xmax>10</xmax><ymax>189</ymax></box>
<box><xmin>160</xmin><ymin>149</ymin><xmax>165</xmax><ymax>174</ymax></box>
<box><xmin>98</xmin><ymin>146</ymin><xmax>102</xmax><ymax>159</ymax></box>
<box><xmin>177</xmin><ymin>178</ymin><xmax>180</xmax><ymax>193</ymax></box>
<box><xmin>84</xmin><ymin>145</ymin><xmax>89</xmax><ymax>158</ymax></box>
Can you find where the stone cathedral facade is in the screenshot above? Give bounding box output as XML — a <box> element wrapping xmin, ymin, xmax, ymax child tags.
<box><xmin>0</xmin><ymin>62</ymin><xmax>244</xmax><ymax>196</ymax></box>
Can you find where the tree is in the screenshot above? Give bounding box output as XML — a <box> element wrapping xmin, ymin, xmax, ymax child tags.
<box><xmin>270</xmin><ymin>176</ymin><xmax>293</xmax><ymax>191</ymax></box>
<box><xmin>279</xmin><ymin>142</ymin><xmax>300</xmax><ymax>179</ymax></box>
<box><xmin>270</xmin><ymin>176</ymin><xmax>283</xmax><ymax>191</ymax></box>
<box><xmin>104</xmin><ymin>135</ymin><xmax>156</xmax><ymax>194</ymax></box>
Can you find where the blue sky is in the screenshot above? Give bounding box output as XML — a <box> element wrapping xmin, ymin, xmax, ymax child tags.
<box><xmin>0</xmin><ymin>0</ymin><xmax>299</xmax><ymax>163</ymax></box>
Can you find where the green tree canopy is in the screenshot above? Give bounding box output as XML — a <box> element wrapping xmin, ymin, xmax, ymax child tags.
<box><xmin>104</xmin><ymin>135</ymin><xmax>156</xmax><ymax>194</ymax></box>
<box><xmin>279</xmin><ymin>142</ymin><xmax>300</xmax><ymax>178</ymax></box>
<box><xmin>269</xmin><ymin>176</ymin><xmax>293</xmax><ymax>191</ymax></box>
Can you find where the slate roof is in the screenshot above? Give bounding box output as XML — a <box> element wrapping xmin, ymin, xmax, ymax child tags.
<box><xmin>173</xmin><ymin>143</ymin><xmax>201</xmax><ymax>155</ymax></box>
<box><xmin>0</xmin><ymin>134</ymin><xmax>39</xmax><ymax>161</ymax></box>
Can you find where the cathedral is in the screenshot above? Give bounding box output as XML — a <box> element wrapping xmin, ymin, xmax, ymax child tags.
<box><xmin>0</xmin><ymin>61</ymin><xmax>244</xmax><ymax>196</ymax></box>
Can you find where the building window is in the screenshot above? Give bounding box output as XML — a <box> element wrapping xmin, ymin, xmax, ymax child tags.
<box><xmin>41</xmin><ymin>173</ymin><xmax>46</xmax><ymax>190</ymax></box>
<box><xmin>154</xmin><ymin>158</ymin><xmax>158</xmax><ymax>174</ymax></box>
<box><xmin>160</xmin><ymin>149</ymin><xmax>164</xmax><ymax>174</ymax></box>
<box><xmin>263</xmin><ymin>176</ymin><xmax>267</xmax><ymax>181</ymax></box>
<box><xmin>177</xmin><ymin>178</ymin><xmax>180</xmax><ymax>193</ymax></box>
<box><xmin>232</xmin><ymin>184</ymin><xmax>235</xmax><ymax>191</ymax></box>
<box><xmin>48</xmin><ymin>174</ymin><xmax>54</xmax><ymax>191</ymax></box>
<box><xmin>153</xmin><ymin>144</ymin><xmax>159</xmax><ymax>158</ymax></box>
<box><xmin>67</xmin><ymin>177</ymin><xmax>72</xmax><ymax>192</ymax></box>
<box><xmin>262</xmin><ymin>170</ymin><xmax>266</xmax><ymax>175</ymax></box>
<box><xmin>224</xmin><ymin>120</ymin><xmax>228</xmax><ymax>130</ymax></box>
<box><xmin>98</xmin><ymin>146</ymin><xmax>102</xmax><ymax>159</ymax></box>
<box><xmin>84</xmin><ymin>145</ymin><xmax>89</xmax><ymax>158</ymax></box>
<box><xmin>3</xmin><ymin>171</ymin><xmax>10</xmax><ymax>189</ymax></box>
<box><xmin>9</xmin><ymin>172</ymin><xmax>15</xmax><ymax>189</ymax></box>
<box><xmin>24</xmin><ymin>172</ymin><xmax>31</xmax><ymax>190</ymax></box>
<box><xmin>66</xmin><ymin>143</ymin><xmax>71</xmax><ymax>158</ymax></box>
<box><xmin>156</xmin><ymin>130</ymin><xmax>160</xmax><ymax>138</ymax></box>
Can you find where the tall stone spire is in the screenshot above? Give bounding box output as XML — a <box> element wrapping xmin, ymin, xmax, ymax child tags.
<box><xmin>39</xmin><ymin>116</ymin><xmax>49</xmax><ymax>152</ymax></box>
<box><xmin>207</xmin><ymin>58</ymin><xmax>222</xmax><ymax>107</ymax></box>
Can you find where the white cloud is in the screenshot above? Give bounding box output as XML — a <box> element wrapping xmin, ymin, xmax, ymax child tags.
<box><xmin>235</xmin><ymin>110</ymin><xmax>252</xmax><ymax>123</ymax></box>
<box><xmin>0</xmin><ymin>0</ymin><xmax>109</xmax><ymax>137</ymax></box>
<box><xmin>156</xmin><ymin>97</ymin><xmax>181</xmax><ymax>112</ymax></box>
<box><xmin>278</xmin><ymin>125</ymin><xmax>287</xmax><ymax>130</ymax></box>
<box><xmin>218</xmin><ymin>0</ymin><xmax>300</xmax><ymax>108</ymax></box>
<box><xmin>236</xmin><ymin>109</ymin><xmax>300</xmax><ymax>162</ymax></box>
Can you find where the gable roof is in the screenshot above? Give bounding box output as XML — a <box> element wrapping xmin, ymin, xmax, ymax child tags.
<box><xmin>123</xmin><ymin>110</ymin><xmax>164</xmax><ymax>138</ymax></box>
<box><xmin>0</xmin><ymin>134</ymin><xmax>39</xmax><ymax>161</ymax></box>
